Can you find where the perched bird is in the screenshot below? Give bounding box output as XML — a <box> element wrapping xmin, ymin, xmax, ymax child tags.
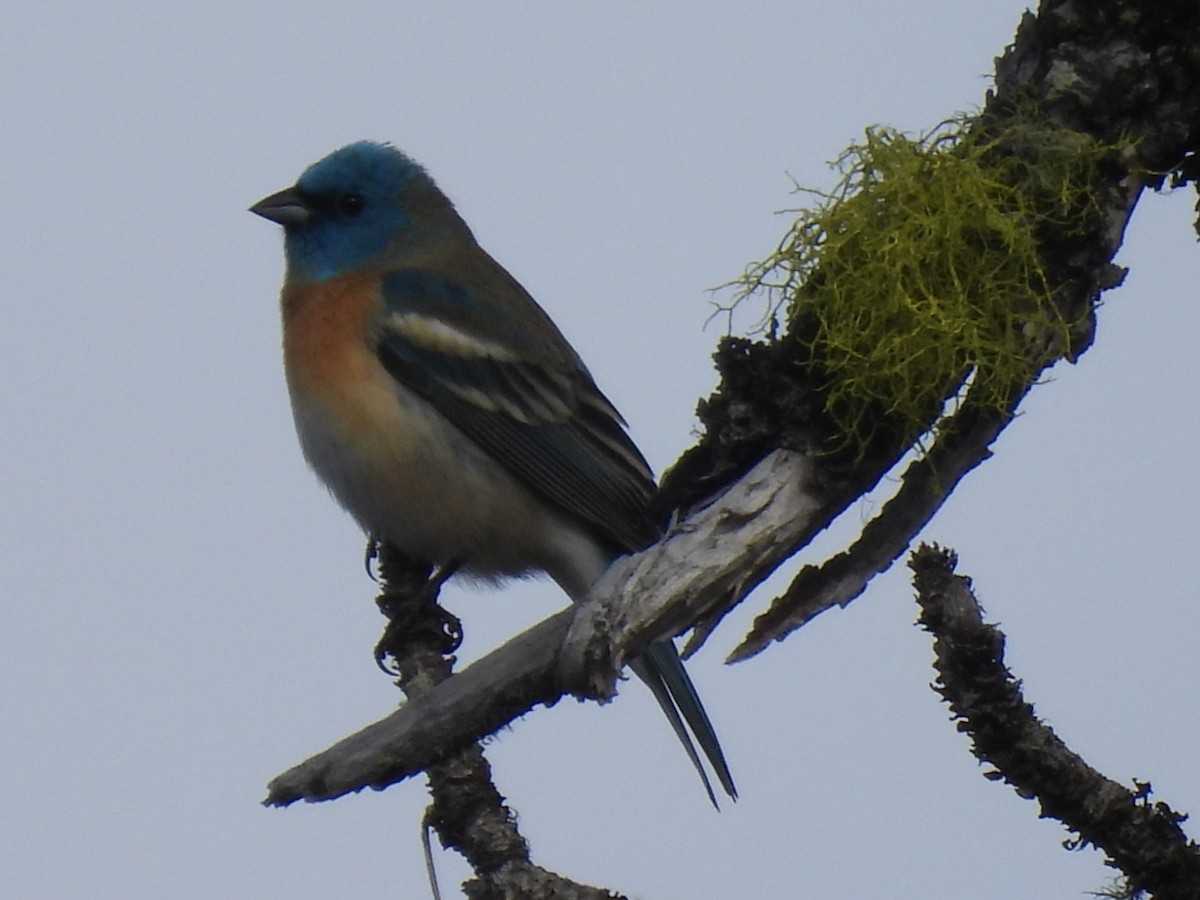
<box><xmin>250</xmin><ymin>141</ymin><xmax>735</xmax><ymax>805</ymax></box>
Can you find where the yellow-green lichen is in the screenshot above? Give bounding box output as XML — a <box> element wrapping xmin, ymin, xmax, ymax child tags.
<box><xmin>730</xmin><ymin>115</ymin><xmax>1114</xmax><ymax>455</ymax></box>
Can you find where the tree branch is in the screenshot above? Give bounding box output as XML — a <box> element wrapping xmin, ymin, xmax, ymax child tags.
<box><xmin>361</xmin><ymin>544</ymin><xmax>627</xmax><ymax>900</ymax></box>
<box><xmin>729</xmin><ymin>388</ymin><xmax>1020</xmax><ymax>662</ymax></box>
<box><xmin>910</xmin><ymin>544</ymin><xmax>1200</xmax><ymax>899</ymax></box>
<box><xmin>707</xmin><ymin>0</ymin><xmax>1200</xmax><ymax>661</ymax></box>
<box><xmin>266</xmin><ymin>449</ymin><xmax>821</xmax><ymax>805</ymax></box>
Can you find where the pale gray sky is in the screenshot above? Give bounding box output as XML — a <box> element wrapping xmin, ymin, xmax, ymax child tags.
<box><xmin>4</xmin><ymin>3</ymin><xmax>1198</xmax><ymax>898</ymax></box>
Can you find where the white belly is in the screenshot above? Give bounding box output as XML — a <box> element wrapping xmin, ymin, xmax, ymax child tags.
<box><xmin>289</xmin><ymin>376</ymin><xmax>609</xmax><ymax>599</ymax></box>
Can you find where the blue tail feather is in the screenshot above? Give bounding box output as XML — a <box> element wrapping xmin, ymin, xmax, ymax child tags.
<box><xmin>636</xmin><ymin>640</ymin><xmax>737</xmax><ymax>807</ymax></box>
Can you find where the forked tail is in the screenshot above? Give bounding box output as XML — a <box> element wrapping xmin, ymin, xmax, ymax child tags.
<box><xmin>633</xmin><ymin>640</ymin><xmax>737</xmax><ymax>808</ymax></box>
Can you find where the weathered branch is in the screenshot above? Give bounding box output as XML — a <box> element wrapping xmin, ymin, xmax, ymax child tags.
<box><xmin>560</xmin><ymin>450</ymin><xmax>821</xmax><ymax>695</ymax></box>
<box><xmin>730</xmin><ymin>389</ymin><xmax>1020</xmax><ymax>662</ymax></box>
<box><xmin>266</xmin><ymin>609</ymin><xmax>569</xmax><ymax>806</ymax></box>
<box><xmin>266</xmin><ymin>449</ymin><xmax>821</xmax><ymax>805</ymax></box>
<box><xmin>366</xmin><ymin>544</ymin><xmax>627</xmax><ymax>900</ymax></box>
<box><xmin>910</xmin><ymin>544</ymin><xmax>1200</xmax><ymax>899</ymax></box>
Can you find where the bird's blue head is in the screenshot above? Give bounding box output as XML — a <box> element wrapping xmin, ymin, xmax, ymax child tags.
<box><xmin>251</xmin><ymin>142</ymin><xmax>444</xmax><ymax>284</ymax></box>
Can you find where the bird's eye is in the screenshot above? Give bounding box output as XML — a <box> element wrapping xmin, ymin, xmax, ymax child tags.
<box><xmin>337</xmin><ymin>192</ymin><xmax>365</xmax><ymax>217</ymax></box>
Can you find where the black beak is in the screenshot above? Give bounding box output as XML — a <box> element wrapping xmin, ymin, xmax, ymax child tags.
<box><xmin>249</xmin><ymin>186</ymin><xmax>312</xmax><ymax>227</ymax></box>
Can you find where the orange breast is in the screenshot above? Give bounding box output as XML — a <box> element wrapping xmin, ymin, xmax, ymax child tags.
<box><xmin>281</xmin><ymin>274</ymin><xmax>388</xmax><ymax>426</ymax></box>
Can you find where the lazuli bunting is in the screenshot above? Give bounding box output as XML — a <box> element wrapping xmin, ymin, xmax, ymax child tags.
<box><xmin>251</xmin><ymin>141</ymin><xmax>735</xmax><ymax>805</ymax></box>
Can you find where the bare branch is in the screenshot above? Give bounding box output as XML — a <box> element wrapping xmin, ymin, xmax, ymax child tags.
<box><xmin>911</xmin><ymin>544</ymin><xmax>1200</xmax><ymax>900</ymax></box>
<box><xmin>265</xmin><ymin>609</ymin><xmax>569</xmax><ymax>806</ymax></box>
<box><xmin>340</xmin><ymin>545</ymin><xmax>629</xmax><ymax>900</ymax></box>
<box><xmin>730</xmin><ymin>388</ymin><xmax>1020</xmax><ymax>662</ymax></box>
<box><xmin>560</xmin><ymin>450</ymin><xmax>821</xmax><ymax>695</ymax></box>
<box><xmin>266</xmin><ymin>449</ymin><xmax>822</xmax><ymax>805</ymax></box>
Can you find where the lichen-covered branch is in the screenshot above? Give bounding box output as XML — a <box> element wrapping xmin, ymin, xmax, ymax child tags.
<box><xmin>910</xmin><ymin>544</ymin><xmax>1200</xmax><ymax>900</ymax></box>
<box><xmin>673</xmin><ymin>0</ymin><xmax>1200</xmax><ymax>654</ymax></box>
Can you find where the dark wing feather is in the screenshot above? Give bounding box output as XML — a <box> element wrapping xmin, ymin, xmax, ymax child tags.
<box><xmin>376</xmin><ymin>272</ymin><xmax>659</xmax><ymax>554</ymax></box>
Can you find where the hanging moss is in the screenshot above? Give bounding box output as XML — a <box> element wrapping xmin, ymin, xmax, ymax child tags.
<box><xmin>731</xmin><ymin>115</ymin><xmax>1118</xmax><ymax>456</ymax></box>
